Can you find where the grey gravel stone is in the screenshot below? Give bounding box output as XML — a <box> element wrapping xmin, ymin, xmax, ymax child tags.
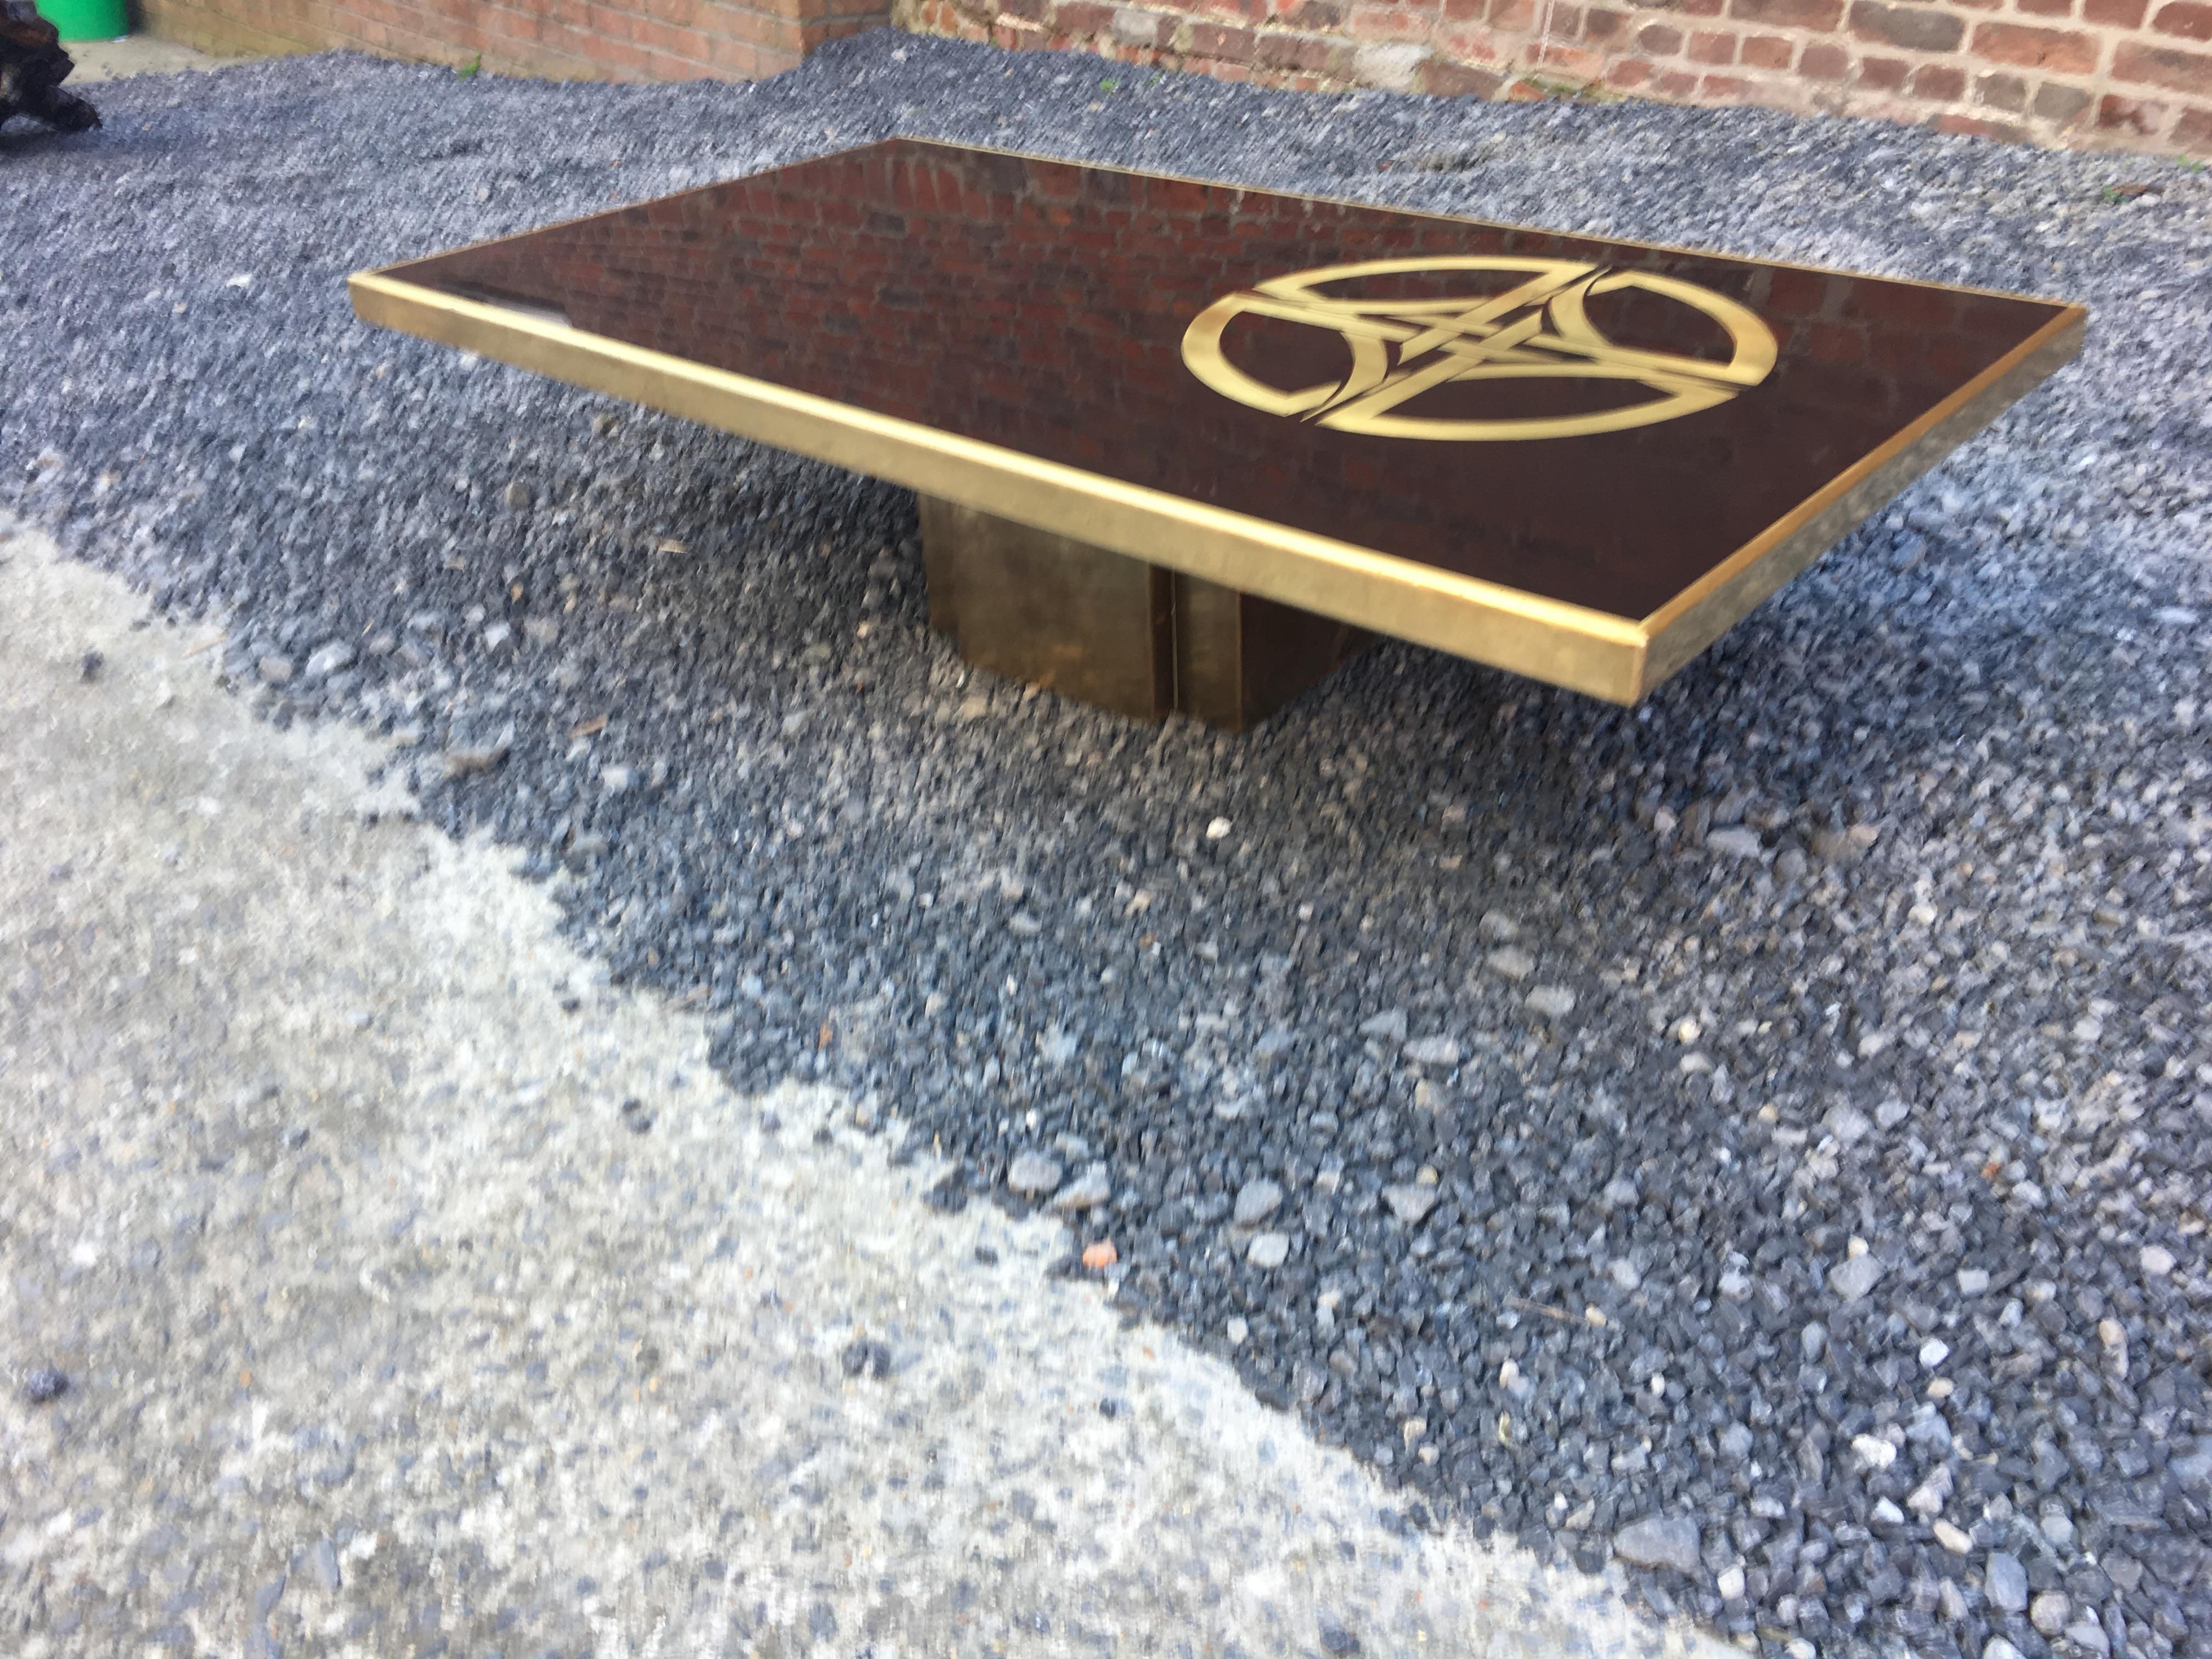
<box><xmin>1612</xmin><ymin>1515</ymin><xmax>1701</xmax><ymax>1575</ymax></box>
<box><xmin>1484</xmin><ymin>946</ymin><xmax>1535</xmax><ymax>981</ymax></box>
<box><xmin>1985</xmin><ymin>1551</ymin><xmax>2028</xmax><ymax>1613</ymax></box>
<box><xmin>1401</xmin><ymin>1035</ymin><xmax>1459</xmax><ymax>1068</ymax></box>
<box><xmin>1246</xmin><ymin>1231</ymin><xmax>1290</xmax><ymax>1269</ymax></box>
<box><xmin>1006</xmin><ymin>1151</ymin><xmax>1062</xmax><ymax>1197</ymax></box>
<box><xmin>839</xmin><ymin>1338</ymin><xmax>893</xmax><ymax>1380</ymax></box>
<box><xmin>1050</xmin><ymin>1163</ymin><xmax>1111</xmax><ymax>1212</ymax></box>
<box><xmin>442</xmin><ymin>737</ymin><xmax>509</xmax><ymax>778</ymax></box>
<box><xmin>1232</xmin><ymin>1178</ymin><xmax>1284</xmax><ymax>1226</ymax></box>
<box><xmin>21</xmin><ymin>1366</ymin><xmax>68</xmax><ymax>1404</ymax></box>
<box><xmin>1522</xmin><ymin>986</ymin><xmax>1575</xmax><ymax>1019</ymax></box>
<box><xmin>1827</xmin><ymin>1251</ymin><xmax>1886</xmax><ymax>1301</ymax></box>
<box><xmin>306</xmin><ymin>1537</ymin><xmax>341</xmax><ymax>1594</ymax></box>
<box><xmin>1705</xmin><ymin>826</ymin><xmax>1762</xmax><ymax>859</ymax></box>
<box><xmin>2029</xmin><ymin>1591</ymin><xmax>2070</xmax><ymax>1636</ymax></box>
<box><xmin>304</xmin><ymin>640</ymin><xmax>357</xmax><ymax>680</ymax></box>
<box><xmin>1380</xmin><ymin>1184</ymin><xmax>1438</xmax><ymax>1225</ymax></box>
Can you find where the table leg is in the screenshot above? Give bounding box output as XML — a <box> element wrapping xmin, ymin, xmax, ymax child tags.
<box><xmin>918</xmin><ymin>496</ymin><xmax>1372</xmax><ymax>731</ymax></box>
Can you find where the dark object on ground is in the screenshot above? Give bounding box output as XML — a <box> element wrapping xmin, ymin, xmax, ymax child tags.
<box><xmin>23</xmin><ymin>1365</ymin><xmax>69</xmax><ymax>1403</ymax></box>
<box><xmin>838</xmin><ymin>1339</ymin><xmax>891</xmax><ymax>1381</ymax></box>
<box><xmin>1</xmin><ymin>2</ymin><xmax>99</xmax><ymax>135</ymax></box>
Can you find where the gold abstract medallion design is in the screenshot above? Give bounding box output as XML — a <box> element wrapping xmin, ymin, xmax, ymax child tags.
<box><xmin>1181</xmin><ymin>257</ymin><xmax>1779</xmax><ymax>442</ymax></box>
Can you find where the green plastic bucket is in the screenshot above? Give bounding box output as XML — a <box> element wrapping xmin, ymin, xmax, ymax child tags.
<box><xmin>35</xmin><ymin>0</ymin><xmax>129</xmax><ymax>41</ymax></box>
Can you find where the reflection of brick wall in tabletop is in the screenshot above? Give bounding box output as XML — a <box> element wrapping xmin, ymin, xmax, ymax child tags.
<box><xmin>894</xmin><ymin>0</ymin><xmax>2212</xmax><ymax>155</ymax></box>
<box><xmin>138</xmin><ymin>0</ymin><xmax>889</xmax><ymax>81</ymax></box>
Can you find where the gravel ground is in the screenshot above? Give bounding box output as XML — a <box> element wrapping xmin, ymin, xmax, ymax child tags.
<box><xmin>5</xmin><ymin>34</ymin><xmax>2211</xmax><ymax>1659</ymax></box>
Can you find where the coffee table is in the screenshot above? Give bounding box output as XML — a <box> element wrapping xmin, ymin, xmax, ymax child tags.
<box><xmin>349</xmin><ymin>138</ymin><xmax>2084</xmax><ymax>730</ymax></box>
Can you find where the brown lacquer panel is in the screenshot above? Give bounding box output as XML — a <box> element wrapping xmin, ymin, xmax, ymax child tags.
<box><xmin>386</xmin><ymin>139</ymin><xmax>2072</xmax><ymax>621</ymax></box>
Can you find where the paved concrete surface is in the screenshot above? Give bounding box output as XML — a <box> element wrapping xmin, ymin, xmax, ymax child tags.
<box><xmin>64</xmin><ymin>35</ymin><xmax>255</xmax><ymax>84</ymax></box>
<box><xmin>0</xmin><ymin>518</ymin><xmax>1722</xmax><ymax>1656</ymax></box>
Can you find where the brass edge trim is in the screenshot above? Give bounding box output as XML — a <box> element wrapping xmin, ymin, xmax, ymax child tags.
<box><xmin>347</xmin><ymin>272</ymin><xmax>1652</xmax><ymax>703</ymax></box>
<box><xmin>1633</xmin><ymin>305</ymin><xmax>2089</xmax><ymax>695</ymax></box>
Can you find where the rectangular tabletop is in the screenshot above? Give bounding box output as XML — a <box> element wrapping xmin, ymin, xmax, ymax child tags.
<box><xmin>349</xmin><ymin>138</ymin><xmax>2084</xmax><ymax>703</ymax></box>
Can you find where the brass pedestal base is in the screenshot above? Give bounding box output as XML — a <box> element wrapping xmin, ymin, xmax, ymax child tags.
<box><xmin>919</xmin><ymin>496</ymin><xmax>1372</xmax><ymax>731</ymax></box>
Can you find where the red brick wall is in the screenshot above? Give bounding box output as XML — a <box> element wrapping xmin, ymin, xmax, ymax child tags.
<box><xmin>896</xmin><ymin>0</ymin><xmax>2212</xmax><ymax>154</ymax></box>
<box><xmin>137</xmin><ymin>0</ymin><xmax>888</xmax><ymax>81</ymax></box>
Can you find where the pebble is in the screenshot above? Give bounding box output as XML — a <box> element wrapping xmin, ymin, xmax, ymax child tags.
<box><xmin>1380</xmin><ymin>1184</ymin><xmax>1438</xmax><ymax>1225</ymax></box>
<box><xmin>1611</xmin><ymin>1514</ymin><xmax>1701</xmax><ymax>1575</ymax></box>
<box><xmin>1828</xmin><ymin>1252</ymin><xmax>1886</xmax><ymax>1301</ymax></box>
<box><xmin>2039</xmin><ymin>1507</ymin><xmax>2075</xmax><ymax>1550</ymax></box>
<box><xmin>1401</xmin><ymin>1035</ymin><xmax>1459</xmax><ymax>1068</ymax></box>
<box><xmin>1932</xmin><ymin>1519</ymin><xmax>1973</xmax><ymax>1555</ymax></box>
<box><xmin>1232</xmin><ymin>1178</ymin><xmax>1284</xmax><ymax>1226</ymax></box>
<box><xmin>442</xmin><ymin>738</ymin><xmax>509</xmax><ymax>778</ymax></box>
<box><xmin>1224</xmin><ymin>1317</ymin><xmax>1248</xmax><ymax>1346</ymax></box>
<box><xmin>1706</xmin><ymin>826</ymin><xmax>1762</xmax><ymax>858</ymax></box>
<box><xmin>1245</xmin><ymin>1231</ymin><xmax>1290</xmax><ymax>1269</ymax></box>
<box><xmin>1005</xmin><ymin>1150</ymin><xmax>1062</xmax><ymax>1197</ymax></box>
<box><xmin>2140</xmin><ymin>1244</ymin><xmax>2175</xmax><ymax>1277</ymax></box>
<box><xmin>303</xmin><ymin>640</ymin><xmax>356</xmax><ymax>679</ymax></box>
<box><xmin>22</xmin><ymin>1366</ymin><xmax>69</xmax><ymax>1404</ymax></box>
<box><xmin>1080</xmin><ymin>1240</ymin><xmax>1116</xmax><ymax>1269</ymax></box>
<box><xmin>839</xmin><ymin>1338</ymin><xmax>893</xmax><ymax>1381</ymax></box>
<box><xmin>1051</xmin><ymin>1164</ymin><xmax>1112</xmax><ymax>1211</ymax></box>
<box><xmin>1357</xmin><ymin>1008</ymin><xmax>1407</xmax><ymax>1042</ymax></box>
<box><xmin>1957</xmin><ymin>1267</ymin><xmax>1991</xmax><ymax>1295</ymax></box>
<box><xmin>1522</xmin><ymin>985</ymin><xmax>1575</xmax><ymax>1019</ymax></box>
<box><xmin>1476</xmin><ymin>910</ymin><xmax>1518</xmax><ymax>943</ymax></box>
<box><xmin>1485</xmin><ymin>946</ymin><xmax>1535</xmax><ymax>980</ymax></box>
<box><xmin>1850</xmin><ymin>1434</ymin><xmax>1898</xmax><ymax>1471</ymax></box>
<box><xmin>2029</xmin><ymin>1591</ymin><xmax>2070</xmax><ymax>1636</ymax></box>
<box><xmin>1905</xmin><ymin>1469</ymin><xmax>1950</xmax><ymax>1514</ymax></box>
<box><xmin>2063</xmin><ymin>1620</ymin><xmax>2111</xmax><ymax>1655</ymax></box>
<box><xmin>256</xmin><ymin>653</ymin><xmax>295</xmax><ymax>685</ymax></box>
<box><xmin>1315</xmin><ymin>1609</ymin><xmax>1361</xmax><ymax>1655</ymax></box>
<box><xmin>1985</xmin><ymin>1550</ymin><xmax>2029</xmax><ymax>1613</ymax></box>
<box><xmin>78</xmin><ymin>648</ymin><xmax>104</xmax><ymax>681</ymax></box>
<box><xmin>1984</xmin><ymin>1641</ymin><xmax>2024</xmax><ymax>1659</ymax></box>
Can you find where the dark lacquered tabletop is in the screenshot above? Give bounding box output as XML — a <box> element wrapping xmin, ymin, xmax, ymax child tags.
<box><xmin>383</xmin><ymin>138</ymin><xmax>2075</xmax><ymax>623</ymax></box>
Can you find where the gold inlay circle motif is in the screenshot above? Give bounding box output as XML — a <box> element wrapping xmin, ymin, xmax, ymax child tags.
<box><xmin>1180</xmin><ymin>257</ymin><xmax>1779</xmax><ymax>442</ymax></box>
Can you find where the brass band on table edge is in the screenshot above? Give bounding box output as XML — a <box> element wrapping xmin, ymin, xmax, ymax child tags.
<box><xmin>346</xmin><ymin>269</ymin><xmax>2085</xmax><ymax>706</ymax></box>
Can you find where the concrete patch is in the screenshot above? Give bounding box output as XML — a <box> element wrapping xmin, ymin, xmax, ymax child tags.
<box><xmin>0</xmin><ymin>520</ymin><xmax>1719</xmax><ymax>1655</ymax></box>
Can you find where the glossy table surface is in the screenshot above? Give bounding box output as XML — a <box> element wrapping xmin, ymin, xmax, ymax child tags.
<box><xmin>351</xmin><ymin>138</ymin><xmax>2085</xmax><ymax>702</ymax></box>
